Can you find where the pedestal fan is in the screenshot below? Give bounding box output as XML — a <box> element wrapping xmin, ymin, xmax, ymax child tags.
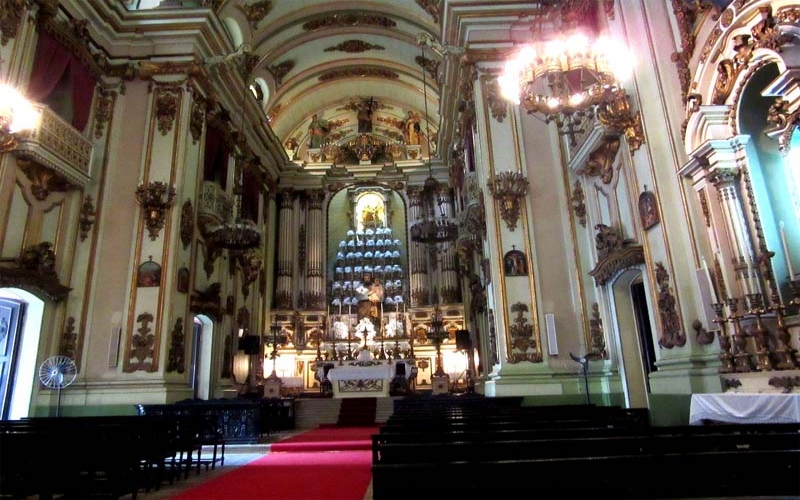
<box><xmin>38</xmin><ymin>355</ymin><xmax>77</xmax><ymax>417</ymax></box>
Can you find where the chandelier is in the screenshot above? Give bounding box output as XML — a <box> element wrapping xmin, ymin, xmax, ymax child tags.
<box><xmin>349</xmin><ymin>133</ymin><xmax>379</xmax><ymax>162</ymax></box>
<box><xmin>500</xmin><ymin>33</ymin><xmax>629</xmax><ymax>145</ymax></box>
<box><xmin>0</xmin><ymin>84</ymin><xmax>39</xmax><ymax>153</ymax></box>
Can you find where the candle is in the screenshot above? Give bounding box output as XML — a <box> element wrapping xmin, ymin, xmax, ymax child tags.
<box><xmin>701</xmin><ymin>257</ymin><xmax>718</xmax><ymax>302</ymax></box>
<box><xmin>780</xmin><ymin>221</ymin><xmax>795</xmax><ymax>279</ymax></box>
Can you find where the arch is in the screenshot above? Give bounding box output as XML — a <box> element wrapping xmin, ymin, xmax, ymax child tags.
<box><xmin>192</xmin><ymin>314</ymin><xmax>214</xmax><ymax>400</ymax></box>
<box><xmin>0</xmin><ymin>288</ymin><xmax>44</xmax><ymax>419</ymax></box>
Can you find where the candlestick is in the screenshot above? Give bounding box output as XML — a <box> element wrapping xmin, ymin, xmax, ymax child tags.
<box><xmin>701</xmin><ymin>257</ymin><xmax>718</xmax><ymax>302</ymax></box>
<box><xmin>779</xmin><ymin>221</ymin><xmax>795</xmax><ymax>279</ymax></box>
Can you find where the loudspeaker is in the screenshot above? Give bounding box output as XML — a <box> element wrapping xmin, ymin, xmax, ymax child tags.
<box><xmin>545</xmin><ymin>313</ymin><xmax>558</xmax><ymax>355</ymax></box>
<box><xmin>240</xmin><ymin>335</ymin><xmax>261</xmax><ymax>355</ymax></box>
<box><xmin>456</xmin><ymin>329</ymin><xmax>471</xmax><ymax>350</ymax></box>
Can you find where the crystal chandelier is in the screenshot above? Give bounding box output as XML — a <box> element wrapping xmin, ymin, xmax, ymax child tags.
<box><xmin>499</xmin><ymin>33</ymin><xmax>629</xmax><ymax>145</ymax></box>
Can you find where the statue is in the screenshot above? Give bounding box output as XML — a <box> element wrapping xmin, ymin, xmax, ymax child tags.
<box><xmin>404</xmin><ymin>111</ymin><xmax>421</xmax><ymax>145</ymax></box>
<box><xmin>307</xmin><ymin>113</ymin><xmax>329</xmax><ymax>149</ymax></box>
<box><xmin>357</xmin><ymin>99</ymin><xmax>375</xmax><ymax>134</ymax></box>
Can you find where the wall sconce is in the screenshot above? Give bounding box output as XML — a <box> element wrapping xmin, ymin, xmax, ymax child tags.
<box><xmin>488</xmin><ymin>171</ymin><xmax>529</xmax><ymax>231</ymax></box>
<box><xmin>0</xmin><ymin>84</ymin><xmax>39</xmax><ymax>153</ymax></box>
<box><xmin>135</xmin><ymin>181</ymin><xmax>176</xmax><ymax>240</ymax></box>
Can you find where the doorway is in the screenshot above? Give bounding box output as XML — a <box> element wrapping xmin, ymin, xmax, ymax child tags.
<box><xmin>610</xmin><ymin>270</ymin><xmax>652</xmax><ymax>409</ymax></box>
<box><xmin>190</xmin><ymin>315</ymin><xmax>214</xmax><ymax>400</ymax></box>
<box><xmin>0</xmin><ymin>288</ymin><xmax>44</xmax><ymax>420</ymax></box>
<box><xmin>0</xmin><ymin>298</ymin><xmax>25</xmax><ymax>419</ymax></box>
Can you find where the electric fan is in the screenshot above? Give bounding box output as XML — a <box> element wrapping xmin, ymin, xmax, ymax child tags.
<box><xmin>38</xmin><ymin>355</ymin><xmax>77</xmax><ymax>417</ymax></box>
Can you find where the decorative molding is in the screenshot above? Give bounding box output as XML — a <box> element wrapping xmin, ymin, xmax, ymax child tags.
<box><xmin>723</xmin><ymin>378</ymin><xmax>742</xmax><ymax>391</ymax></box>
<box><xmin>485</xmin><ymin>78</ymin><xmax>507</xmax><ymax>123</ymax></box>
<box><xmin>154</xmin><ymin>86</ymin><xmax>180</xmax><ymax>136</ymax></box>
<box><xmin>506</xmin><ymin>302</ymin><xmax>541</xmax><ymax>364</ymax></box>
<box><xmin>238</xmin><ymin>0</ymin><xmax>272</xmax><ymax>29</ymax></box>
<box><xmin>488</xmin><ymin>309</ymin><xmax>499</xmax><ymax>366</ymax></box>
<box><xmin>711</xmin><ymin>35</ymin><xmax>753</xmax><ymax>105</ymax></box>
<box><xmin>202</xmin><ymin>244</ymin><xmax>221</xmax><ymax>279</ymax></box>
<box><xmin>79</xmin><ymin>195</ymin><xmax>96</xmax><ymax>242</ymax></box>
<box><xmin>324</xmin><ymin>40</ymin><xmax>385</xmax><ymax>53</ymax></box>
<box><xmin>18</xmin><ymin>160</ymin><xmax>78</xmax><ymax>201</ymax></box>
<box><xmin>768</xmin><ymin>376</ymin><xmax>800</xmax><ymax>393</ymax></box>
<box><xmin>589</xmin><ymin>225</ymin><xmax>644</xmax><ymax>286</ymax></box>
<box><xmin>589</xmin><ymin>303</ymin><xmax>608</xmax><ymax>359</ymax></box>
<box><xmin>699</xmin><ymin>188</ymin><xmax>711</xmax><ymax>227</ymax></box>
<box><xmin>189</xmin><ymin>94</ymin><xmax>207</xmax><ymax>144</ymax></box>
<box><xmin>302</xmin><ymin>13</ymin><xmax>396</xmax><ymax>31</ymax></box>
<box><xmin>597</xmin><ymin>92</ymin><xmax>644</xmax><ymax>152</ymax></box>
<box><xmin>166</xmin><ymin>317</ymin><xmax>185</xmax><ymax>374</ymax></box>
<box><xmin>270</xmin><ymin>60</ymin><xmax>295</xmax><ymax>86</ymax></box>
<box><xmin>488</xmin><ymin>171</ymin><xmax>529</xmax><ymax>231</ymax></box>
<box><xmin>578</xmin><ymin>138</ymin><xmax>620</xmax><ymax>184</ymax></box>
<box><xmin>571</xmin><ymin>181</ymin><xmax>586</xmax><ymax>228</ymax></box>
<box><xmin>318</xmin><ymin>67</ymin><xmax>399</xmax><ymax>82</ymax></box>
<box><xmin>59</xmin><ymin>316</ymin><xmax>78</xmax><ymax>360</ymax></box>
<box><xmin>180</xmin><ymin>199</ymin><xmax>194</xmax><ymax>250</ymax></box>
<box><xmin>275</xmin><ymin>290</ymin><xmax>292</xmax><ymax>309</ymax></box>
<box><xmin>237</xmin><ymin>249</ymin><xmax>263</xmax><ymax>299</ymax></box>
<box><xmin>1</xmin><ymin>0</ymin><xmax>26</xmax><ymax>45</ymax></box>
<box><xmin>135</xmin><ymin>181</ymin><xmax>176</xmax><ymax>240</ymax></box>
<box><xmin>0</xmin><ymin>242</ymin><xmax>71</xmax><ymax>301</ymax></box>
<box><xmin>692</xmin><ymin>319</ymin><xmax>715</xmax><ymax>345</ymax></box>
<box><xmin>124</xmin><ymin>312</ymin><xmax>156</xmax><ymax>373</ymax></box>
<box><xmin>415</xmin><ymin>55</ymin><xmax>440</xmax><ymax>82</ymax></box>
<box><xmin>298</xmin><ymin>224</ymin><xmax>306</xmax><ymax>272</ymax></box>
<box><xmin>93</xmin><ymin>87</ymin><xmax>117</xmax><ymax>139</ymax></box>
<box><xmin>190</xmin><ymin>282</ymin><xmax>223</xmax><ymax>321</ymax></box>
<box><xmin>765</xmin><ymin>97</ymin><xmax>800</xmax><ymax>154</ymax></box>
<box><xmin>416</xmin><ymin>0</ymin><xmax>440</xmax><ymax>23</ymax></box>
<box><xmin>655</xmin><ymin>262</ymin><xmax>686</xmax><ymax>348</ymax></box>
<box><xmin>467</xmin><ymin>273</ymin><xmax>486</xmax><ymax>315</ymax></box>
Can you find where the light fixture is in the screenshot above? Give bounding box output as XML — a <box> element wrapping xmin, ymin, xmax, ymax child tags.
<box><xmin>409</xmin><ymin>39</ymin><xmax>458</xmax><ymax>247</ymax></box>
<box><xmin>204</xmin><ymin>46</ymin><xmax>262</xmax><ymax>251</ymax></box>
<box><xmin>488</xmin><ymin>171</ymin><xmax>529</xmax><ymax>232</ymax></box>
<box><xmin>426</xmin><ymin>305</ymin><xmax>448</xmax><ymax>377</ymax></box>
<box><xmin>0</xmin><ymin>84</ymin><xmax>39</xmax><ymax>153</ymax></box>
<box><xmin>499</xmin><ymin>33</ymin><xmax>630</xmax><ymax>145</ymax></box>
<box><xmin>135</xmin><ymin>181</ymin><xmax>176</xmax><ymax>240</ymax></box>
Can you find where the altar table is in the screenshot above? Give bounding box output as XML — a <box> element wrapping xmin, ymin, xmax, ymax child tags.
<box><xmin>327</xmin><ymin>364</ymin><xmax>395</xmax><ymax>398</ymax></box>
<box><xmin>689</xmin><ymin>393</ymin><xmax>800</xmax><ymax>425</ymax></box>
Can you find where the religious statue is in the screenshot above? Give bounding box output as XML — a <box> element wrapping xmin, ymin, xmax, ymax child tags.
<box><xmin>357</xmin><ymin>99</ymin><xmax>375</xmax><ymax>134</ymax></box>
<box><xmin>307</xmin><ymin>113</ymin><xmax>329</xmax><ymax>149</ymax></box>
<box><xmin>404</xmin><ymin>111</ymin><xmax>421</xmax><ymax>145</ymax></box>
<box><xmin>356</xmin><ymin>277</ymin><xmax>384</xmax><ymax>328</ymax></box>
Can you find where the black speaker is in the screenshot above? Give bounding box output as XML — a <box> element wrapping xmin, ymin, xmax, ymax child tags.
<box><xmin>456</xmin><ymin>330</ymin><xmax>471</xmax><ymax>350</ymax></box>
<box><xmin>240</xmin><ymin>335</ymin><xmax>261</xmax><ymax>355</ymax></box>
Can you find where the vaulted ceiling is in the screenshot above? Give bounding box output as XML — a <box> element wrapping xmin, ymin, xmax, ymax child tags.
<box><xmin>214</xmin><ymin>1</ymin><xmax>443</xmax><ymax>160</ymax></box>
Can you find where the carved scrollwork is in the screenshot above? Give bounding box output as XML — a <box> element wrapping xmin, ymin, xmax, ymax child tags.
<box><xmin>589</xmin><ymin>225</ymin><xmax>645</xmax><ymax>286</ymax></box>
<box><xmin>59</xmin><ymin>316</ymin><xmax>78</xmax><ymax>360</ymax></box>
<box><xmin>237</xmin><ymin>249</ymin><xmax>264</xmax><ymax>299</ymax></box>
<box><xmin>166</xmin><ymin>317</ymin><xmax>185</xmax><ymax>374</ymax></box>
<box><xmin>154</xmin><ymin>86</ymin><xmax>180</xmax><ymax>135</ymax></box>
<box><xmin>488</xmin><ymin>172</ymin><xmax>529</xmax><ymax>231</ymax></box>
<box><xmin>655</xmin><ymin>262</ymin><xmax>686</xmax><ymax>348</ymax></box>
<box><xmin>270</xmin><ymin>60</ymin><xmax>295</xmax><ymax>86</ymax></box>
<box><xmin>190</xmin><ymin>282</ymin><xmax>223</xmax><ymax>321</ymax></box>
<box><xmin>238</xmin><ymin>0</ymin><xmax>272</xmax><ymax>29</ymax></box>
<box><xmin>124</xmin><ymin>312</ymin><xmax>156</xmax><ymax>373</ymax></box>
<box><xmin>18</xmin><ymin>160</ymin><xmax>77</xmax><ymax>201</ymax></box>
<box><xmin>506</xmin><ymin>302</ymin><xmax>541</xmax><ymax>364</ymax></box>
<box><xmin>768</xmin><ymin>376</ymin><xmax>800</xmax><ymax>393</ymax></box>
<box><xmin>94</xmin><ymin>87</ymin><xmax>117</xmax><ymax>139</ymax></box>
<box><xmin>589</xmin><ymin>303</ymin><xmax>608</xmax><ymax>359</ymax></box>
<box><xmin>578</xmin><ymin>138</ymin><xmax>620</xmax><ymax>184</ymax></box>
<box><xmin>485</xmin><ymin>77</ymin><xmax>508</xmax><ymax>123</ymax></box>
<box><xmin>0</xmin><ymin>242</ymin><xmax>71</xmax><ymax>301</ymax></box>
<box><xmin>571</xmin><ymin>181</ymin><xmax>586</xmax><ymax>228</ymax></box>
<box><xmin>180</xmin><ymin>199</ymin><xmax>194</xmax><ymax>250</ymax></box>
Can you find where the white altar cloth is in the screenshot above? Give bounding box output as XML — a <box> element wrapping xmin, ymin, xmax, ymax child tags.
<box><xmin>327</xmin><ymin>364</ymin><xmax>395</xmax><ymax>398</ymax></box>
<box><xmin>689</xmin><ymin>393</ymin><xmax>800</xmax><ymax>425</ymax></box>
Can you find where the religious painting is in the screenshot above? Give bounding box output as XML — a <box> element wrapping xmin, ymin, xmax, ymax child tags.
<box><xmin>503</xmin><ymin>248</ymin><xmax>528</xmax><ymax>277</ymax></box>
<box><xmin>176</xmin><ymin>267</ymin><xmax>190</xmax><ymax>293</ymax></box>
<box><xmin>137</xmin><ymin>258</ymin><xmax>161</xmax><ymax>287</ymax></box>
<box><xmin>639</xmin><ymin>190</ymin><xmax>660</xmax><ymax>230</ymax></box>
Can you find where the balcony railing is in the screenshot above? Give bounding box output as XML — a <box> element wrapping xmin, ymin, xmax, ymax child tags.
<box><xmin>14</xmin><ymin>104</ymin><xmax>93</xmax><ymax>187</ymax></box>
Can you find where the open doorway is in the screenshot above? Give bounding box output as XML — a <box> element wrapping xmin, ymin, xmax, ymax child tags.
<box><xmin>190</xmin><ymin>315</ymin><xmax>214</xmax><ymax>400</ymax></box>
<box><xmin>610</xmin><ymin>269</ymin><xmax>653</xmax><ymax>409</ymax></box>
<box><xmin>0</xmin><ymin>288</ymin><xmax>44</xmax><ymax>420</ymax></box>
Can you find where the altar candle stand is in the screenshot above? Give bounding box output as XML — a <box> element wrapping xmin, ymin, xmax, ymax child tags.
<box><xmin>745</xmin><ymin>293</ymin><xmax>773</xmax><ymax>371</ymax></box>
<box><xmin>711</xmin><ymin>302</ymin><xmax>735</xmax><ymax>373</ymax></box>
<box><xmin>727</xmin><ymin>298</ymin><xmax>753</xmax><ymax>373</ymax></box>
<box><xmin>767</xmin><ymin>292</ymin><xmax>799</xmax><ymax>369</ymax></box>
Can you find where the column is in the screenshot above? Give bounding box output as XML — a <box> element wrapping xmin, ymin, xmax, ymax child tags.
<box><xmin>275</xmin><ymin>189</ymin><xmax>295</xmax><ymax>309</ymax></box>
<box><xmin>438</xmin><ymin>190</ymin><xmax>459</xmax><ymax>304</ymax></box>
<box><xmin>407</xmin><ymin>186</ymin><xmax>429</xmax><ymax>306</ymax></box>
<box><xmin>305</xmin><ymin>189</ymin><xmax>326</xmax><ymax>310</ymax></box>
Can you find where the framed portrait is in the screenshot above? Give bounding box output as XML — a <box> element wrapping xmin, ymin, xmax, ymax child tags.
<box><xmin>176</xmin><ymin>267</ymin><xmax>190</xmax><ymax>293</ymax></box>
<box><xmin>503</xmin><ymin>249</ymin><xmax>528</xmax><ymax>277</ymax></box>
<box><xmin>638</xmin><ymin>190</ymin><xmax>660</xmax><ymax>230</ymax></box>
<box><xmin>137</xmin><ymin>259</ymin><xmax>161</xmax><ymax>287</ymax></box>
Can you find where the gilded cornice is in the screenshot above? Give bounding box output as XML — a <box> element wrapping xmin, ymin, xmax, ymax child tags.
<box><xmin>416</xmin><ymin>0</ymin><xmax>440</xmax><ymax>23</ymax></box>
<box><xmin>325</xmin><ymin>40</ymin><xmax>385</xmax><ymax>53</ymax></box>
<box><xmin>238</xmin><ymin>0</ymin><xmax>272</xmax><ymax>30</ymax></box>
<box><xmin>138</xmin><ymin>60</ymin><xmax>207</xmax><ymax>81</ymax></box>
<box><xmin>18</xmin><ymin>159</ymin><xmax>78</xmax><ymax>201</ymax></box>
<box><xmin>318</xmin><ymin>67</ymin><xmax>399</xmax><ymax>82</ymax></box>
<box><xmin>270</xmin><ymin>60</ymin><xmax>295</xmax><ymax>86</ymax></box>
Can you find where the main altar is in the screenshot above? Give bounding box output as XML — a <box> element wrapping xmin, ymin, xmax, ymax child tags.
<box><xmin>322</xmin><ymin>358</ymin><xmax>415</xmax><ymax>398</ymax></box>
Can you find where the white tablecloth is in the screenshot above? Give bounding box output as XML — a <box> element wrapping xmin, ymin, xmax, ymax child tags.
<box><xmin>689</xmin><ymin>393</ymin><xmax>800</xmax><ymax>425</ymax></box>
<box><xmin>327</xmin><ymin>364</ymin><xmax>394</xmax><ymax>381</ymax></box>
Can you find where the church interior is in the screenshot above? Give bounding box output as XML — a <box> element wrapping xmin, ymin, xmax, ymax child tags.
<box><xmin>0</xmin><ymin>0</ymin><xmax>799</xmax><ymax>442</ymax></box>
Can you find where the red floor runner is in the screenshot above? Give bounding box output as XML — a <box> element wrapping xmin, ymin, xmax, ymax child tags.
<box><xmin>171</xmin><ymin>450</ymin><xmax>372</xmax><ymax>500</ymax></box>
<box><xmin>270</xmin><ymin>426</ymin><xmax>378</xmax><ymax>452</ymax></box>
<box><xmin>171</xmin><ymin>426</ymin><xmax>377</xmax><ymax>499</ymax></box>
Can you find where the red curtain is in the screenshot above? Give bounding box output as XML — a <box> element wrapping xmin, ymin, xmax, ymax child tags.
<box><xmin>27</xmin><ymin>32</ymin><xmax>97</xmax><ymax>132</ymax></box>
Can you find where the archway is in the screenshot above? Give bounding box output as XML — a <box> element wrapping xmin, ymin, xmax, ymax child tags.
<box><xmin>0</xmin><ymin>288</ymin><xmax>44</xmax><ymax>419</ymax></box>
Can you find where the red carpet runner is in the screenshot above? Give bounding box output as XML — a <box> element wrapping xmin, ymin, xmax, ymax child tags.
<box><xmin>171</xmin><ymin>426</ymin><xmax>377</xmax><ymax>500</ymax></box>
